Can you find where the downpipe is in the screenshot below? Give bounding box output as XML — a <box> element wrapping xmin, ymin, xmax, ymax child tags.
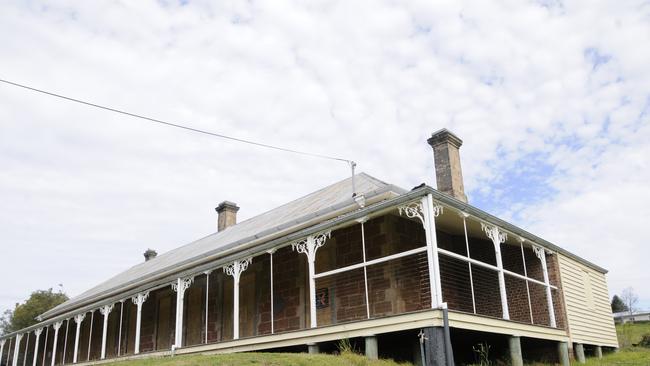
<box><xmin>442</xmin><ymin>303</ymin><xmax>455</xmax><ymax>366</ymax></box>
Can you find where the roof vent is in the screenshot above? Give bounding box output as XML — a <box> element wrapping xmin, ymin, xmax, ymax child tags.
<box><xmin>143</xmin><ymin>248</ymin><xmax>157</xmax><ymax>262</ymax></box>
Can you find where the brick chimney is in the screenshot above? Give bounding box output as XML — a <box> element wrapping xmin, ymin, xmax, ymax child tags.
<box><xmin>427</xmin><ymin>129</ymin><xmax>468</xmax><ymax>202</ymax></box>
<box><xmin>216</xmin><ymin>201</ymin><xmax>239</xmax><ymax>232</ymax></box>
<box><xmin>143</xmin><ymin>248</ymin><xmax>157</xmax><ymax>262</ymax></box>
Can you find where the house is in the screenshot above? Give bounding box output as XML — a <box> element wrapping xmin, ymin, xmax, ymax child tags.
<box><xmin>613</xmin><ymin>311</ymin><xmax>650</xmax><ymax>324</ymax></box>
<box><xmin>0</xmin><ymin>129</ymin><xmax>618</xmax><ymax>365</ymax></box>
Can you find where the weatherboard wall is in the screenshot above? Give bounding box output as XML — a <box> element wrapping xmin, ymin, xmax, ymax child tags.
<box><xmin>558</xmin><ymin>253</ymin><xmax>618</xmax><ymax>347</ymax></box>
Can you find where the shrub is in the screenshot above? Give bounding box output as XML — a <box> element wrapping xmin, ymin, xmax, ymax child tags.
<box><xmin>639</xmin><ymin>333</ymin><xmax>650</xmax><ymax>348</ymax></box>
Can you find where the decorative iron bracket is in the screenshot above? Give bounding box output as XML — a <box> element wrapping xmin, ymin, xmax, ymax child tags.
<box><xmin>532</xmin><ymin>244</ymin><xmax>547</xmax><ymax>260</ymax></box>
<box><xmin>99</xmin><ymin>304</ymin><xmax>114</xmax><ymax>317</ymax></box>
<box><xmin>172</xmin><ymin>276</ymin><xmax>195</xmax><ymax>294</ymax></box>
<box><xmin>224</xmin><ymin>258</ymin><xmax>253</xmax><ymax>282</ymax></box>
<box><xmin>292</xmin><ymin>231</ymin><xmax>331</xmax><ymax>263</ymax></box>
<box><xmin>398</xmin><ymin>200</ymin><xmax>443</xmax><ymax>227</ymax></box>
<box><xmin>131</xmin><ymin>291</ymin><xmax>150</xmax><ymax>306</ymax></box>
<box><xmin>74</xmin><ymin>313</ymin><xmax>86</xmax><ymax>324</ymax></box>
<box><xmin>481</xmin><ymin>223</ymin><xmax>507</xmax><ymax>250</ymax></box>
<box><xmin>53</xmin><ymin>321</ymin><xmax>63</xmax><ymax>331</ymax></box>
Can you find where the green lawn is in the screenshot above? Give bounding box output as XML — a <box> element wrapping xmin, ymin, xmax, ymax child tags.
<box><xmin>581</xmin><ymin>347</ymin><xmax>650</xmax><ymax>365</ymax></box>
<box><xmin>103</xmin><ymin>323</ymin><xmax>650</xmax><ymax>366</ymax></box>
<box><xmin>617</xmin><ymin>321</ymin><xmax>650</xmax><ymax>348</ymax></box>
<box><xmin>577</xmin><ymin>322</ymin><xmax>650</xmax><ymax>366</ymax></box>
<box><xmin>103</xmin><ymin>352</ymin><xmax>412</xmax><ymax>366</ymax></box>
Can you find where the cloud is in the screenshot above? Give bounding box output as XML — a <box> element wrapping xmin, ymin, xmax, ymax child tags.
<box><xmin>0</xmin><ymin>0</ymin><xmax>648</xmax><ymax>314</ymax></box>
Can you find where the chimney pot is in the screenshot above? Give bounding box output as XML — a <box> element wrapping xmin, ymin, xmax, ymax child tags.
<box><xmin>216</xmin><ymin>201</ymin><xmax>239</xmax><ymax>232</ymax></box>
<box><xmin>427</xmin><ymin>128</ymin><xmax>468</xmax><ymax>202</ymax></box>
<box><xmin>143</xmin><ymin>248</ymin><xmax>157</xmax><ymax>262</ymax></box>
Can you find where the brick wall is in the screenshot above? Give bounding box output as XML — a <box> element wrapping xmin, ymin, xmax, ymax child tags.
<box><xmin>315</xmin><ymin>214</ymin><xmax>431</xmax><ymax>324</ymax></box>
<box><xmin>271</xmin><ymin>245</ymin><xmax>307</xmax><ymax>333</ymax></box>
<box><xmin>547</xmin><ymin>253</ymin><xmax>566</xmax><ymax>329</ymax></box>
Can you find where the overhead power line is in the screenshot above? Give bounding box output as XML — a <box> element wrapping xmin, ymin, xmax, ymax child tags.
<box><xmin>0</xmin><ymin>78</ymin><xmax>353</xmax><ymax>165</ymax></box>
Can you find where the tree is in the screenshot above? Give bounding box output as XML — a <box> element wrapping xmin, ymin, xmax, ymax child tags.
<box><xmin>621</xmin><ymin>287</ymin><xmax>639</xmax><ymax>315</ymax></box>
<box><xmin>611</xmin><ymin>295</ymin><xmax>628</xmax><ymax>313</ymax></box>
<box><xmin>0</xmin><ymin>288</ymin><xmax>68</xmax><ymax>335</ymax></box>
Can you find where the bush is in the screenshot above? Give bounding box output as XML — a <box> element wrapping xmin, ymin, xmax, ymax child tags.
<box><xmin>638</xmin><ymin>333</ymin><xmax>650</xmax><ymax>347</ymax></box>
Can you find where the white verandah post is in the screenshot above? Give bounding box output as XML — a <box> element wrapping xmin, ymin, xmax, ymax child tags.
<box><xmin>72</xmin><ymin>314</ymin><xmax>85</xmax><ymax>364</ymax></box>
<box><xmin>0</xmin><ymin>339</ymin><xmax>5</xmax><ymax>366</ymax></box>
<box><xmin>519</xmin><ymin>238</ymin><xmax>534</xmax><ymax>324</ymax></box>
<box><xmin>86</xmin><ymin>311</ymin><xmax>94</xmax><ymax>361</ymax></box>
<box><xmin>292</xmin><ymin>231</ymin><xmax>331</xmax><ymax>328</ymax></box>
<box><xmin>99</xmin><ymin>304</ymin><xmax>114</xmax><ymax>359</ymax></box>
<box><xmin>533</xmin><ymin>244</ymin><xmax>557</xmax><ymax>328</ymax></box>
<box><xmin>8</xmin><ymin>337</ymin><xmax>14</xmax><ymax>366</ymax></box>
<box><xmin>204</xmin><ymin>271</ymin><xmax>211</xmax><ymax>345</ymax></box>
<box><xmin>31</xmin><ymin>329</ymin><xmax>42</xmax><ymax>366</ymax></box>
<box><xmin>22</xmin><ymin>333</ymin><xmax>29</xmax><ymax>366</ymax></box>
<box><xmin>172</xmin><ymin>277</ymin><xmax>194</xmax><ymax>348</ymax></box>
<box><xmin>267</xmin><ymin>249</ymin><xmax>276</xmax><ymax>334</ymax></box>
<box><xmin>481</xmin><ymin>223</ymin><xmax>510</xmax><ymax>320</ymax></box>
<box><xmin>11</xmin><ymin>333</ymin><xmax>22</xmax><ymax>366</ymax></box>
<box><xmin>117</xmin><ymin>300</ymin><xmax>124</xmax><ymax>356</ymax></box>
<box><xmin>224</xmin><ymin>259</ymin><xmax>252</xmax><ymax>339</ymax></box>
<box><xmin>398</xmin><ymin>195</ymin><xmax>443</xmax><ymax>308</ymax></box>
<box><xmin>358</xmin><ymin>217</ymin><xmax>371</xmax><ymax>319</ymax></box>
<box><xmin>460</xmin><ymin>212</ymin><xmax>477</xmax><ymax>314</ymax></box>
<box><xmin>50</xmin><ymin>322</ymin><xmax>62</xmax><ymax>366</ymax></box>
<box><xmin>41</xmin><ymin>326</ymin><xmax>48</xmax><ymax>366</ymax></box>
<box><xmin>131</xmin><ymin>292</ymin><xmax>149</xmax><ymax>354</ymax></box>
<box><xmin>62</xmin><ymin>319</ymin><xmax>69</xmax><ymax>365</ymax></box>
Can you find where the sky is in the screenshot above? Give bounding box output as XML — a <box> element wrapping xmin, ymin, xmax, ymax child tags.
<box><xmin>1</xmin><ymin>0</ymin><xmax>649</xmax><ymax>317</ymax></box>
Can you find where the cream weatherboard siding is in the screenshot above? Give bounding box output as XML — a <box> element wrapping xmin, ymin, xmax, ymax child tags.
<box><xmin>558</xmin><ymin>254</ymin><xmax>618</xmax><ymax>347</ymax></box>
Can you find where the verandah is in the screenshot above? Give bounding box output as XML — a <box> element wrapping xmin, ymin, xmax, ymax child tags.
<box><xmin>0</xmin><ymin>193</ymin><xmax>563</xmax><ymax>366</ymax></box>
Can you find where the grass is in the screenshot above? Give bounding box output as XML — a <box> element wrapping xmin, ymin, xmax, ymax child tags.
<box><xmin>102</xmin><ymin>351</ymin><xmax>412</xmax><ymax>366</ymax></box>
<box><xmin>572</xmin><ymin>322</ymin><xmax>650</xmax><ymax>366</ymax></box>
<box><xmin>103</xmin><ymin>323</ymin><xmax>650</xmax><ymax>366</ymax></box>
<box><xmin>581</xmin><ymin>347</ymin><xmax>650</xmax><ymax>365</ymax></box>
<box><xmin>617</xmin><ymin>321</ymin><xmax>650</xmax><ymax>347</ymax></box>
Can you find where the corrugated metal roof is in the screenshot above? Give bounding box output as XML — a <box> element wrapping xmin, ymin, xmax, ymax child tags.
<box><xmin>41</xmin><ymin>173</ymin><xmax>405</xmax><ymax>319</ymax></box>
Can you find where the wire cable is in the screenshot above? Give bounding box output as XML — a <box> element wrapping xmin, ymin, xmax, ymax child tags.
<box><xmin>0</xmin><ymin>78</ymin><xmax>353</xmax><ymax>165</ymax></box>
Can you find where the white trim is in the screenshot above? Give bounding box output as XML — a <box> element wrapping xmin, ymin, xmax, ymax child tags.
<box><xmin>223</xmin><ymin>259</ymin><xmax>252</xmax><ymax>339</ymax></box>
<box><xmin>73</xmin><ymin>314</ymin><xmax>85</xmax><ymax>363</ymax></box>
<box><xmin>358</xmin><ymin>217</ymin><xmax>370</xmax><ymax>319</ymax></box>
<box><xmin>173</xmin><ymin>277</ymin><xmax>194</xmax><ymax>348</ymax></box>
<box><xmin>22</xmin><ymin>333</ymin><xmax>29</xmax><ymax>366</ymax></box>
<box><xmin>62</xmin><ymin>319</ymin><xmax>70</xmax><ymax>365</ymax></box>
<box><xmin>204</xmin><ymin>271</ymin><xmax>211</xmax><ymax>345</ymax></box>
<box><xmin>461</xmin><ymin>213</ymin><xmax>477</xmax><ymax>314</ymax></box>
<box><xmin>533</xmin><ymin>245</ymin><xmax>557</xmax><ymax>328</ymax></box>
<box><xmin>425</xmin><ymin>194</ymin><xmax>444</xmax><ymax>308</ymax></box>
<box><xmin>131</xmin><ymin>292</ymin><xmax>150</xmax><ymax>354</ymax></box>
<box><xmin>314</xmin><ymin>247</ymin><xmax>427</xmax><ymax>279</ymax></box>
<box><xmin>99</xmin><ymin>305</ymin><xmax>114</xmax><ymax>359</ymax></box>
<box><xmin>86</xmin><ymin>311</ymin><xmax>94</xmax><ymax>361</ymax></box>
<box><xmin>32</xmin><ymin>329</ymin><xmax>43</xmax><ymax>366</ymax></box>
<box><xmin>267</xmin><ymin>249</ymin><xmax>276</xmax><ymax>334</ymax></box>
<box><xmin>51</xmin><ymin>322</ymin><xmax>62</xmax><ymax>366</ymax></box>
<box><xmin>519</xmin><ymin>239</ymin><xmax>534</xmax><ymax>324</ymax></box>
<box><xmin>41</xmin><ymin>326</ymin><xmax>48</xmax><ymax>366</ymax></box>
<box><xmin>11</xmin><ymin>334</ymin><xmax>22</xmax><ymax>366</ymax></box>
<box><xmin>292</xmin><ymin>232</ymin><xmax>331</xmax><ymax>329</ymax></box>
<box><xmin>117</xmin><ymin>300</ymin><xmax>124</xmax><ymax>357</ymax></box>
<box><xmin>437</xmin><ymin>248</ymin><xmax>557</xmax><ymax>289</ymax></box>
